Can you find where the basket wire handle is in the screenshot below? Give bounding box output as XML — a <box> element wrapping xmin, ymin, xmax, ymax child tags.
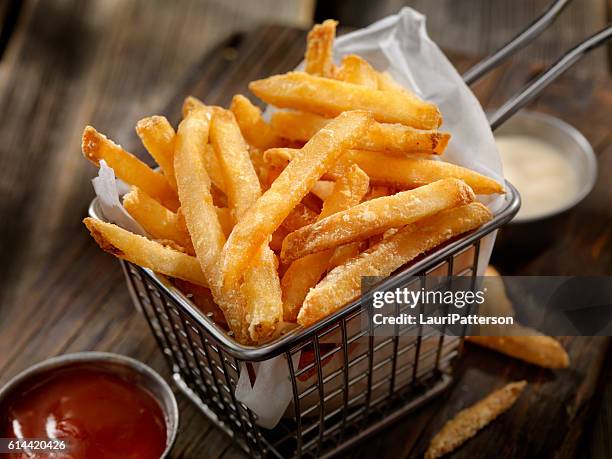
<box><xmin>462</xmin><ymin>0</ymin><xmax>571</xmax><ymax>85</ymax></box>
<box><xmin>488</xmin><ymin>25</ymin><xmax>612</xmax><ymax>130</ymax></box>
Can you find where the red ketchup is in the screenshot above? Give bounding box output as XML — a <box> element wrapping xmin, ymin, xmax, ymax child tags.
<box><xmin>0</xmin><ymin>366</ymin><xmax>167</xmax><ymax>459</ymax></box>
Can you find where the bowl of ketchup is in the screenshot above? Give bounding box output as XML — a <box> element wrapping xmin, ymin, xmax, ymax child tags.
<box><xmin>0</xmin><ymin>352</ymin><xmax>178</xmax><ymax>459</ymax></box>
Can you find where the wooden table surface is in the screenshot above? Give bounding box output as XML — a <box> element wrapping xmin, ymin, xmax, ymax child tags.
<box><xmin>1</xmin><ymin>2</ymin><xmax>611</xmax><ymax>458</ymax></box>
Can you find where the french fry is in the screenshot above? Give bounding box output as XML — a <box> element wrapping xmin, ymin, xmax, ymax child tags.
<box><xmin>327</xmin><ymin>241</ymin><xmax>364</xmax><ymax>271</ymax></box>
<box><xmin>297</xmin><ymin>203</ymin><xmax>493</xmax><ymax>326</ymax></box>
<box><xmin>265</xmin><ymin>148</ymin><xmax>502</xmax><ymax>194</ymax></box>
<box><xmin>230</xmin><ymin>95</ymin><xmax>283</xmax><ymax>150</ymax></box>
<box><xmin>82</xmin><ymin>126</ymin><xmax>179</xmax><ymax>211</ymax></box>
<box><xmin>135</xmin><ymin>116</ymin><xmax>177</xmax><ymax>190</ymax></box>
<box><xmin>365</xmin><ymin>185</ymin><xmax>393</xmax><ymax>200</ymax></box>
<box><xmin>367</xmin><ymin>122</ymin><xmax>450</xmax><ymax>155</ymax></box>
<box><xmin>336</xmin><ymin>54</ymin><xmax>378</xmax><ymax>88</ymax></box>
<box><xmin>270</xmin><ymin>111</ymin><xmax>328</xmax><ymax>142</ymax></box>
<box><xmin>214</xmin><ymin>207</ymin><xmax>234</xmax><ymax>238</ymax></box>
<box><xmin>123</xmin><ymin>187</ymin><xmax>194</xmax><ymax>253</ymax></box>
<box><xmin>211</xmin><ymin>109</ymin><xmax>282</xmax><ymax>341</ymax></box>
<box><xmin>466</xmin><ymin>266</ymin><xmax>570</xmax><ymax>368</ymax></box>
<box><xmin>202</xmin><ymin>144</ymin><xmax>227</xmax><ymax>194</ymax></box>
<box><xmin>341</xmin><ymin>149</ymin><xmax>503</xmax><ymax>194</ymax></box>
<box><xmin>182</xmin><ymin>96</ymin><xmax>205</xmax><ymax>117</ymax></box>
<box><xmin>466</xmin><ymin>333</ymin><xmax>569</xmax><ymax>369</ymax></box>
<box><xmin>210</xmin><ymin>109</ymin><xmax>262</xmax><ymax>218</ymax></box>
<box><xmin>319</xmin><ymin>166</ymin><xmax>369</xmax><ymax>217</ymax></box>
<box><xmin>181</xmin><ymin>96</ymin><xmax>216</xmax><ymax>118</ymax></box>
<box><xmin>282</xmin><ymin>164</ymin><xmax>369</xmax><ymax>321</ymax></box>
<box><xmin>249</xmin><ymin>72</ymin><xmax>441</xmax><ymax>129</ymax></box>
<box><xmin>174</xmin><ymin>108</ymin><xmax>247</xmax><ymax>341</ymax></box>
<box><xmin>310</xmin><ymin>180</ymin><xmax>335</xmax><ymax>201</ymax></box>
<box><xmin>304</xmin><ymin>19</ymin><xmax>337</xmax><ymax>77</ymax></box>
<box><xmin>176</xmin><ymin>206</ymin><xmax>233</xmax><ymax>239</ymax></box>
<box><xmin>377</xmin><ymin>71</ymin><xmax>410</xmax><ymax>94</ymax></box>
<box><xmin>263</xmin><ymin>146</ymin><xmax>295</xmax><ymax>167</ymax></box>
<box><xmin>219</xmin><ymin>110</ymin><xmax>372</xmax><ymax>288</ymax></box>
<box><xmin>425</xmin><ymin>381</ymin><xmax>527</xmax><ymax>459</ymax></box>
<box><xmin>282</xmin><ymin>178</ymin><xmax>475</xmax><ymax>264</ymax></box>
<box><xmin>271</xmin><ymin>111</ymin><xmax>449</xmax><ymax>154</ymax></box>
<box><xmin>243</xmin><ymin>245</ymin><xmax>283</xmax><ymax>341</ymax></box>
<box><xmin>83</xmin><ymin>218</ymin><xmax>207</xmax><ymax>287</ymax></box>
<box><xmin>281</xmin><ymin>202</ymin><xmax>318</xmax><ymax>232</ymax></box>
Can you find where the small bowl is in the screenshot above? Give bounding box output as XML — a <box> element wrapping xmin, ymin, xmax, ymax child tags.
<box><xmin>492</xmin><ymin>110</ymin><xmax>597</xmax><ymax>258</ymax></box>
<box><xmin>0</xmin><ymin>352</ymin><xmax>178</xmax><ymax>458</ymax></box>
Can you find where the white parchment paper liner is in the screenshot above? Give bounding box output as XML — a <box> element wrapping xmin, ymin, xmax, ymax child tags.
<box><xmin>91</xmin><ymin>7</ymin><xmax>504</xmax><ymax>429</ymax></box>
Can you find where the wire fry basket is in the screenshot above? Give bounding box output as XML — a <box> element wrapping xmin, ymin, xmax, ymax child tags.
<box><xmin>86</xmin><ymin>1</ymin><xmax>610</xmax><ymax>455</ymax></box>
<box><xmin>88</xmin><ymin>184</ymin><xmax>519</xmax><ymax>459</ymax></box>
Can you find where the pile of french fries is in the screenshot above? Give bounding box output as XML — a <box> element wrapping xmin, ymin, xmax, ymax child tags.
<box><xmin>82</xmin><ymin>20</ymin><xmax>504</xmax><ymax>345</ymax></box>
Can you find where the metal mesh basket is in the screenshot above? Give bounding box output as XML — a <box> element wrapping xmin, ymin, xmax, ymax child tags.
<box><xmin>88</xmin><ymin>184</ymin><xmax>519</xmax><ymax>458</ymax></box>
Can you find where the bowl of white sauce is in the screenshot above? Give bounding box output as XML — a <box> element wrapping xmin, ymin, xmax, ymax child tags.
<box><xmin>492</xmin><ymin>110</ymin><xmax>597</xmax><ymax>254</ymax></box>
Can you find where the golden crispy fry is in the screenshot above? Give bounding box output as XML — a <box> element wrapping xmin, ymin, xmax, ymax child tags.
<box><xmin>282</xmin><ymin>178</ymin><xmax>475</xmax><ymax>264</ymax></box>
<box><xmin>368</xmin><ymin>122</ymin><xmax>450</xmax><ymax>155</ymax></box>
<box><xmin>319</xmin><ymin>165</ymin><xmax>369</xmax><ymax>216</ymax></box>
<box><xmin>249</xmin><ymin>72</ymin><xmax>441</xmax><ymax>129</ymax></box>
<box><xmin>265</xmin><ymin>147</ymin><xmax>503</xmax><ymax>194</ymax></box>
<box><xmin>210</xmin><ymin>109</ymin><xmax>262</xmax><ymax>218</ymax></box>
<box><xmin>136</xmin><ymin>116</ymin><xmax>177</xmax><ymax>190</ymax></box>
<box><xmin>281</xmin><ymin>203</ymin><xmax>318</xmax><ymax>232</ymax></box>
<box><xmin>341</xmin><ymin>150</ymin><xmax>503</xmax><ymax>194</ymax></box>
<box><xmin>175</xmin><ymin>111</ymin><xmax>225</xmax><ymax>274</ymax></box>
<box><xmin>123</xmin><ymin>187</ymin><xmax>194</xmax><ymax>253</ymax></box>
<box><xmin>174</xmin><ymin>109</ymin><xmax>247</xmax><ymax>340</ymax></box>
<box><xmin>181</xmin><ymin>96</ymin><xmax>214</xmax><ymax>118</ymax></box>
<box><xmin>211</xmin><ymin>109</ymin><xmax>282</xmax><ymax>341</ymax></box>
<box><xmin>466</xmin><ymin>266</ymin><xmax>569</xmax><ymax>368</ymax></box>
<box><xmin>262</xmin><ymin>146</ymin><xmax>295</xmax><ymax>167</ymax></box>
<box><xmin>466</xmin><ymin>332</ymin><xmax>569</xmax><ymax>369</ymax></box>
<box><xmin>219</xmin><ymin>110</ymin><xmax>372</xmax><ymax>288</ymax></box>
<box><xmin>270</xmin><ymin>111</ymin><xmax>328</xmax><ymax>142</ymax></box>
<box><xmin>271</xmin><ymin>111</ymin><xmax>449</xmax><ymax>154</ymax></box>
<box><xmin>365</xmin><ymin>185</ymin><xmax>393</xmax><ymax>201</ymax></box>
<box><xmin>176</xmin><ymin>206</ymin><xmax>234</xmax><ymax>239</ymax></box>
<box><xmin>182</xmin><ymin>96</ymin><xmax>205</xmax><ymax>117</ymax></box>
<box><xmin>230</xmin><ymin>95</ymin><xmax>283</xmax><ymax>150</ymax></box>
<box><xmin>201</xmin><ymin>144</ymin><xmax>227</xmax><ymax>194</ymax></box>
<box><xmin>82</xmin><ymin>126</ymin><xmax>179</xmax><ymax>211</ymax></box>
<box><xmin>377</xmin><ymin>71</ymin><xmax>411</xmax><ymax>94</ymax></box>
<box><xmin>425</xmin><ymin>381</ymin><xmax>527</xmax><ymax>459</ymax></box>
<box><xmin>310</xmin><ymin>180</ymin><xmax>335</xmax><ymax>201</ymax></box>
<box><xmin>336</xmin><ymin>54</ymin><xmax>378</xmax><ymax>88</ymax></box>
<box><xmin>243</xmin><ymin>245</ymin><xmax>283</xmax><ymax>341</ymax></box>
<box><xmin>297</xmin><ymin>203</ymin><xmax>493</xmax><ymax>326</ymax></box>
<box><xmin>281</xmin><ymin>164</ymin><xmax>369</xmax><ymax>321</ymax></box>
<box><xmin>83</xmin><ymin>218</ymin><xmax>207</xmax><ymax>287</ymax></box>
<box><xmin>182</xmin><ymin>102</ymin><xmax>229</xmax><ymax>193</ymax></box>
<box><xmin>304</xmin><ymin>19</ymin><xmax>338</xmax><ymax>77</ymax></box>
<box><xmin>327</xmin><ymin>241</ymin><xmax>364</xmax><ymax>271</ymax></box>
<box><xmin>281</xmin><ymin>251</ymin><xmax>330</xmax><ymax>321</ymax></box>
<box><xmin>214</xmin><ymin>207</ymin><xmax>234</xmax><ymax>238</ymax></box>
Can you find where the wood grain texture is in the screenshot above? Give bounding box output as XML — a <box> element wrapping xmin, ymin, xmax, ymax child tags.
<box><xmin>0</xmin><ymin>2</ymin><xmax>610</xmax><ymax>458</ymax></box>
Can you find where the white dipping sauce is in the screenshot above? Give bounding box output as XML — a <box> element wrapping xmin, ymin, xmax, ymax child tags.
<box><xmin>495</xmin><ymin>135</ymin><xmax>580</xmax><ymax>220</ymax></box>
